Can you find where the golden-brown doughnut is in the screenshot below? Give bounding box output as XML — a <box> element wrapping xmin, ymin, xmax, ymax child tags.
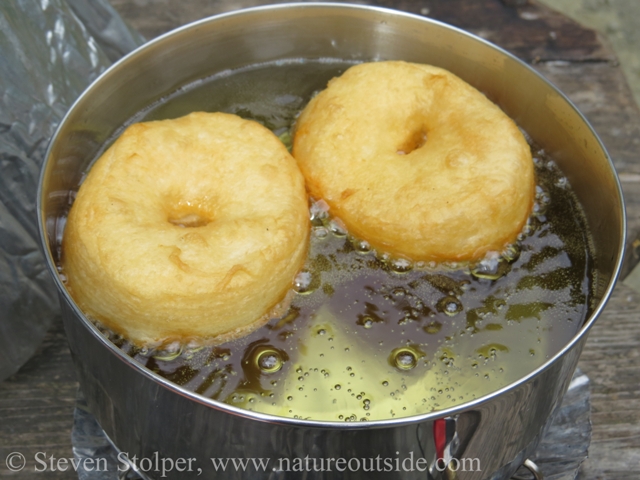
<box><xmin>293</xmin><ymin>61</ymin><xmax>535</xmax><ymax>262</ymax></box>
<box><xmin>63</xmin><ymin>112</ymin><xmax>310</xmax><ymax>346</ymax></box>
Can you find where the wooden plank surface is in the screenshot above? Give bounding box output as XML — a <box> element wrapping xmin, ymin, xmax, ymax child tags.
<box><xmin>2</xmin><ymin>0</ymin><xmax>639</xmax><ymax>478</ymax></box>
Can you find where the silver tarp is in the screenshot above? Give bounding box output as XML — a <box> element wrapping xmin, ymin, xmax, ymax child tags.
<box><xmin>0</xmin><ymin>0</ymin><xmax>143</xmax><ymax>381</ymax></box>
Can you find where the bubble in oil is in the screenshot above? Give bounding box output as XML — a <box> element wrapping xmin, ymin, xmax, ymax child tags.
<box><xmin>328</xmin><ymin>219</ymin><xmax>347</xmax><ymax>237</ymax></box>
<box><xmin>470</xmin><ymin>253</ymin><xmax>511</xmax><ymax>280</ymax></box>
<box><xmin>293</xmin><ymin>271</ymin><xmax>315</xmax><ymax>294</ymax></box>
<box><xmin>390</xmin><ymin>258</ymin><xmax>413</xmax><ymax>273</ymax></box>
<box><xmin>476</xmin><ymin>343</ymin><xmax>509</xmax><ymax>359</ymax></box>
<box><xmin>501</xmin><ymin>244</ymin><xmax>521</xmax><ymax>263</ymax></box>
<box><xmin>357</xmin><ymin>316</ymin><xmax>375</xmax><ymax>329</ymax></box>
<box><xmin>313</xmin><ymin>226</ymin><xmax>329</xmax><ymax>238</ymax></box>
<box><xmin>390</xmin><ymin>346</ymin><xmax>422</xmax><ymax>370</ymax></box>
<box><xmin>353</xmin><ymin>239</ymin><xmax>372</xmax><ymax>253</ymax></box>
<box><xmin>252</xmin><ymin>346</ymin><xmax>285</xmax><ymax>374</ymax></box>
<box><xmin>536</xmin><ymin>186</ymin><xmax>551</xmax><ymax>207</ymax></box>
<box><xmin>153</xmin><ymin>344</ymin><xmax>183</xmax><ymax>362</ymax></box>
<box><xmin>436</xmin><ymin>296</ymin><xmax>463</xmax><ymax>316</ymax></box>
<box><xmin>310</xmin><ymin>199</ymin><xmax>330</xmax><ymax>224</ymax></box>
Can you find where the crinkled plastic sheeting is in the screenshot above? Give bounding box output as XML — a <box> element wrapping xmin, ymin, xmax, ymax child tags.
<box><xmin>0</xmin><ymin>0</ymin><xmax>143</xmax><ymax>381</ymax></box>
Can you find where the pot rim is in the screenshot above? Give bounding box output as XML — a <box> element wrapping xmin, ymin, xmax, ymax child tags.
<box><xmin>37</xmin><ymin>2</ymin><xmax>626</xmax><ymax>430</ymax></box>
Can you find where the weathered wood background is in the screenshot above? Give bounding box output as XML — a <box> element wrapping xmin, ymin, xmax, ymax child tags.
<box><xmin>1</xmin><ymin>0</ymin><xmax>639</xmax><ymax>478</ymax></box>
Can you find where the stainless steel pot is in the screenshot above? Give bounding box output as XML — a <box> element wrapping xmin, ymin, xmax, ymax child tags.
<box><xmin>37</xmin><ymin>4</ymin><xmax>625</xmax><ymax>479</ymax></box>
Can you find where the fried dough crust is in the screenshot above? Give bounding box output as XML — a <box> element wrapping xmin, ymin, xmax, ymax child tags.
<box><xmin>293</xmin><ymin>61</ymin><xmax>534</xmax><ymax>262</ymax></box>
<box><xmin>63</xmin><ymin>112</ymin><xmax>309</xmax><ymax>346</ymax></box>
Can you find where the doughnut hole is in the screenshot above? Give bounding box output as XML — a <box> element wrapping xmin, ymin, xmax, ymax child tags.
<box><xmin>169</xmin><ymin>214</ymin><xmax>210</xmax><ymax>228</ymax></box>
<box><xmin>397</xmin><ymin>129</ymin><xmax>427</xmax><ymax>155</ymax></box>
<box><xmin>166</xmin><ymin>201</ymin><xmax>214</xmax><ymax>228</ymax></box>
